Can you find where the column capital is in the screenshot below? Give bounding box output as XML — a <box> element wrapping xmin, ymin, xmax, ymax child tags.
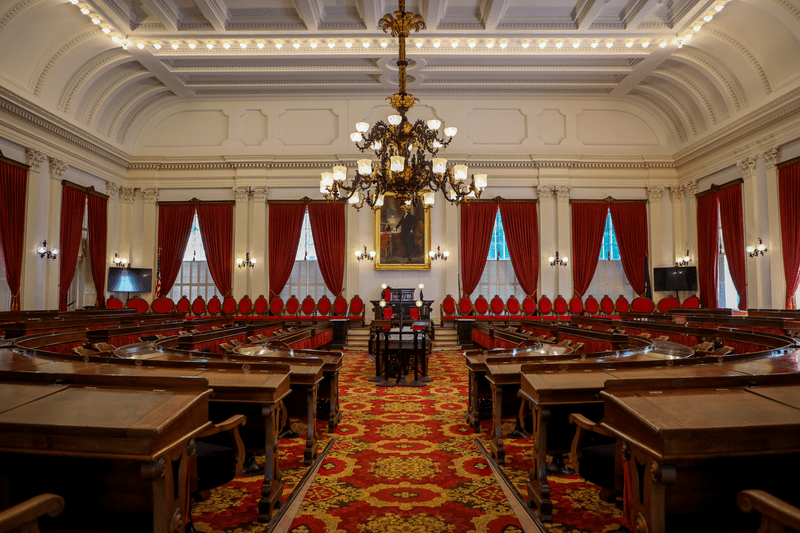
<box><xmin>119</xmin><ymin>187</ymin><xmax>135</xmax><ymax>204</ymax></box>
<box><xmin>669</xmin><ymin>186</ymin><xmax>685</xmax><ymax>201</ymax></box>
<box><xmin>25</xmin><ymin>148</ymin><xmax>46</xmax><ymax>171</ymax></box>
<box><xmin>49</xmin><ymin>158</ymin><xmax>68</xmax><ymax>181</ymax></box>
<box><xmin>537</xmin><ymin>185</ymin><xmax>554</xmax><ymax>199</ymax></box>
<box><xmin>646</xmin><ymin>186</ymin><xmax>664</xmax><ymax>201</ymax></box>
<box><xmin>233</xmin><ymin>186</ymin><xmax>250</xmax><ymax>202</ymax></box>
<box><xmin>251</xmin><ymin>186</ymin><xmax>268</xmax><ymax>202</ymax></box>
<box><xmin>685</xmin><ymin>181</ymin><xmax>698</xmax><ymax>196</ymax></box>
<box><xmin>760</xmin><ymin>147</ymin><xmax>780</xmax><ymax>169</ymax></box>
<box><xmin>141</xmin><ymin>188</ymin><xmax>159</xmax><ymax>204</ymax></box>
<box><xmin>105</xmin><ymin>181</ymin><xmax>120</xmax><ymax>199</ymax></box>
<box><xmin>737</xmin><ymin>157</ymin><xmax>757</xmax><ymax>178</ymax></box>
<box><xmin>555</xmin><ymin>185</ymin><xmax>571</xmax><ymax>200</ymax></box>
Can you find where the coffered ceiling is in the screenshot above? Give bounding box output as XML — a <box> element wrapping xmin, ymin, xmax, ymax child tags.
<box><xmin>1</xmin><ymin>0</ymin><xmax>800</xmax><ymax>153</ymax></box>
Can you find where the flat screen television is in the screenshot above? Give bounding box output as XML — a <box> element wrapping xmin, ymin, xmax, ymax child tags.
<box><xmin>108</xmin><ymin>267</ymin><xmax>152</xmax><ymax>293</ymax></box>
<box><xmin>653</xmin><ymin>266</ymin><xmax>698</xmax><ymax>292</ymax></box>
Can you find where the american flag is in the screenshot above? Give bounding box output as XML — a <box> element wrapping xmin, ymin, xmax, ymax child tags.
<box><xmin>155</xmin><ymin>247</ymin><xmax>162</xmax><ymax>296</ymax></box>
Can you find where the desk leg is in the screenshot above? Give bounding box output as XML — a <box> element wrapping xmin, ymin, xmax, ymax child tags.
<box><xmin>489</xmin><ymin>382</ymin><xmax>505</xmax><ymax>464</ymax></box>
<box><xmin>508</xmin><ymin>392</ymin><xmax>531</xmax><ymax>439</ymax></box>
<box><xmin>305</xmin><ymin>383</ymin><xmax>319</xmax><ymax>465</ymax></box>
<box><xmin>328</xmin><ymin>369</ymin><xmax>341</xmax><ymax>433</ymax></box>
<box><xmin>467</xmin><ymin>368</ymin><xmax>480</xmax><ymax>432</ymax></box>
<box><xmin>258</xmin><ymin>402</ymin><xmax>284</xmax><ymax>523</ymax></box>
<box><xmin>622</xmin><ymin>441</ymin><xmax>674</xmax><ymax>533</ymax></box>
<box><xmin>527</xmin><ymin>403</ymin><xmax>553</xmax><ymax>522</ymax></box>
<box><xmin>143</xmin><ymin>440</ymin><xmax>193</xmax><ymax>533</ymax></box>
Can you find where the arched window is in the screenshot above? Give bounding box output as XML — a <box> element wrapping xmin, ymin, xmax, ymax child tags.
<box><xmin>588</xmin><ymin>212</ymin><xmax>634</xmax><ymax>300</ymax></box>
<box><xmin>167</xmin><ymin>213</ymin><xmax>217</xmax><ymax>302</ymax></box>
<box><xmin>67</xmin><ymin>198</ymin><xmax>96</xmax><ymax>309</ymax></box>
<box><xmin>280</xmin><ymin>210</ymin><xmax>327</xmax><ymax>300</ymax></box>
<box><xmin>717</xmin><ymin>206</ymin><xmax>738</xmax><ymax>309</ymax></box>
<box><xmin>477</xmin><ymin>210</ymin><xmax>523</xmax><ymax>300</ymax></box>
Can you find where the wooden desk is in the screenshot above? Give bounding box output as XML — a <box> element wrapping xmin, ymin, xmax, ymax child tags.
<box><xmin>599</xmin><ymin>375</ymin><xmax>800</xmax><ymax>533</ymax></box>
<box><xmin>0</xmin><ymin>375</ymin><xmax>211</xmax><ymax>533</ymax></box>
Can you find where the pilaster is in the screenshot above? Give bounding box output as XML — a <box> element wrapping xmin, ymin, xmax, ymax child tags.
<box><xmin>762</xmin><ymin>147</ymin><xmax>784</xmax><ymax>308</ymax></box>
<box><xmin>647</xmin><ymin>187</ymin><xmax>664</xmax><ymax>297</ymax></box>
<box><xmin>47</xmin><ymin>158</ymin><xmax>68</xmax><ymax>309</ymax></box>
<box><xmin>22</xmin><ymin>148</ymin><xmax>47</xmax><ymax>310</ymax></box>
<box><xmin>669</xmin><ymin>186</ymin><xmax>686</xmax><ymax>267</ymax></box>
<box><xmin>141</xmin><ymin>187</ymin><xmax>158</xmax><ymax>299</ymax></box>
<box><xmin>444</xmin><ymin>202</ymin><xmax>459</xmax><ymax>300</ymax></box>
<box><xmin>738</xmin><ymin>157</ymin><xmax>765</xmax><ymax>308</ymax></box>
<box><xmin>555</xmin><ymin>185</ymin><xmax>572</xmax><ymax>298</ymax></box>
<box><xmin>117</xmin><ymin>188</ymin><xmax>135</xmax><ymax>273</ymax></box>
<box><xmin>537</xmin><ymin>185</ymin><xmax>555</xmax><ymax>299</ymax></box>
<box><xmin>233</xmin><ymin>186</ymin><xmax>250</xmax><ymax>298</ymax></box>
<box><xmin>686</xmin><ymin>180</ymin><xmax>699</xmax><ymax>288</ymax></box>
<box><xmin>105</xmin><ymin>182</ymin><xmax>120</xmax><ymax>298</ymax></box>
<box><xmin>251</xmin><ymin>186</ymin><xmax>268</xmax><ymax>299</ymax></box>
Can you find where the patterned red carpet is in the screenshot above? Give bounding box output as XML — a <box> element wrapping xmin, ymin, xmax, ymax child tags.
<box><xmin>191</xmin><ymin>350</ymin><xmax>622</xmax><ymax>533</ymax></box>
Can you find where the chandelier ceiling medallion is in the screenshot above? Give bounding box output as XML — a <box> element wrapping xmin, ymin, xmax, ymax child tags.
<box><xmin>320</xmin><ymin>0</ymin><xmax>488</xmax><ymax>212</ymax></box>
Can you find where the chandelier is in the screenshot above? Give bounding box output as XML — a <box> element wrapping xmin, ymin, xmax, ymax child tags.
<box><xmin>320</xmin><ymin>0</ymin><xmax>488</xmax><ymax>212</ymax></box>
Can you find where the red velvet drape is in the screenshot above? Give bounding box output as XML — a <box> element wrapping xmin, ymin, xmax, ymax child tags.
<box><xmin>308</xmin><ymin>203</ymin><xmax>345</xmax><ymax>297</ymax></box>
<box><xmin>717</xmin><ymin>184</ymin><xmax>746</xmax><ymax>310</ymax></box>
<box><xmin>196</xmin><ymin>203</ymin><xmax>233</xmax><ymax>297</ymax></box>
<box><xmin>499</xmin><ymin>202</ymin><xmax>539</xmax><ymax>297</ymax></box>
<box><xmin>0</xmin><ymin>163</ymin><xmax>27</xmax><ymax>310</ymax></box>
<box><xmin>87</xmin><ymin>194</ymin><xmax>107</xmax><ymax>308</ymax></box>
<box><xmin>59</xmin><ymin>184</ymin><xmax>87</xmax><ymax>312</ymax></box>
<box><xmin>269</xmin><ymin>203</ymin><xmax>305</xmax><ymax>298</ymax></box>
<box><xmin>460</xmin><ymin>203</ymin><xmax>497</xmax><ymax>296</ymax></box>
<box><xmin>609</xmin><ymin>203</ymin><xmax>648</xmax><ymax>296</ymax></box>
<box><xmin>780</xmin><ymin>162</ymin><xmax>800</xmax><ymax>308</ymax></box>
<box><xmin>696</xmin><ymin>193</ymin><xmax>719</xmax><ymax>308</ymax></box>
<box><xmin>157</xmin><ymin>204</ymin><xmax>195</xmax><ymax>297</ymax></box>
<box><xmin>571</xmin><ymin>203</ymin><xmax>608</xmax><ymax>297</ymax></box>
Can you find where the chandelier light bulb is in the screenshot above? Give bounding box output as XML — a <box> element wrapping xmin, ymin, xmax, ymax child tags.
<box><xmin>388</xmin><ymin>115</ymin><xmax>402</xmax><ymax>126</ymax></box>
<box><xmin>466</xmin><ymin>190</ymin><xmax>476</xmax><ymax>199</ymax></box>
<box><xmin>363</xmin><ymin>41</ymin><xmax>370</xmax><ymax>48</ymax></box>
<box><xmin>693</xmin><ymin>22</ymin><xmax>703</xmax><ymax>31</ymax></box>
<box><xmin>500</xmin><ymin>41</ymin><xmax>507</xmax><ymax>48</ymax></box>
<box><xmin>432</xmin><ymin>140</ymin><xmax>442</xmax><ymax>148</ymax></box>
<box><xmin>703</xmin><ymin>12</ymin><xmax>713</xmax><ymax>21</ymax></box>
<box><xmin>590</xmin><ymin>41</ymin><xmax>598</xmax><ymax>48</ymax></box>
<box><xmin>423</xmin><ymin>192</ymin><xmax>435</xmax><ymax>205</ymax></box>
<box><xmin>381</xmin><ymin>40</ymin><xmax>388</xmax><ymax>48</ymax></box>
<box><xmin>469</xmin><ymin>41</ymin><xmax>476</xmax><ymax>48</ymax></box>
<box><xmin>451</xmin><ymin>40</ymin><xmax>458</xmax><ymax>48</ymax></box>
<box><xmin>293</xmin><ymin>42</ymin><xmax>300</xmax><ymax>49</ymax></box>
<box><xmin>355</xmin><ymin>122</ymin><xmax>370</xmax><ymax>132</ymax></box>
<box><xmin>427</xmin><ymin>119</ymin><xmax>441</xmax><ymax>130</ymax></box>
<box><xmin>354</xmin><ymin>249</ymin><xmax>362</xmax><ymax>258</ymax></box>
<box><xmin>522</xmin><ymin>41</ymin><xmax>530</xmax><ymax>48</ymax></box>
<box><xmin>310</xmin><ymin>41</ymin><xmax>318</xmax><ymax>48</ymax></box>
<box><xmin>390</xmin><ymin>156</ymin><xmax>405</xmax><ymax>172</ymax></box>
<box><xmin>333</xmin><ymin>165</ymin><xmax>347</xmax><ymax>181</ymax></box>
<box><xmin>433</xmin><ymin>40</ymin><xmax>441</xmax><ymax>48</ymax></box>
<box><xmin>606</xmin><ymin>40</ymin><xmax>614</xmax><ymax>48</ymax></box>
<box><xmin>240</xmin><ymin>42</ymin><xmax>247</xmax><ymax>48</ymax></box>
<box><xmin>474</xmin><ymin>174</ymin><xmax>488</xmax><ymax>190</ymax></box>
<box><xmin>91</xmin><ymin>16</ymin><xmax>101</xmax><ymax>24</ymax></box>
<box><xmin>153</xmin><ymin>43</ymin><xmax>161</xmax><ymax>49</ymax></box>
<box><xmin>715</xmin><ymin>2</ymin><xmax>725</xmax><ymax>11</ymax></box>
<box><xmin>432</xmin><ymin>158</ymin><xmax>447</xmax><ymax>173</ymax></box>
<box><xmin>486</xmin><ymin>41</ymin><xmax>494</xmax><ymax>48</ymax></box>
<box><xmin>223</xmin><ymin>42</ymin><xmax>230</xmax><ymax>49</ymax></box>
<box><xmin>189</xmin><ymin>43</ymin><xmax>197</xmax><ymax>49</ymax></box>
<box><xmin>357</xmin><ymin>159</ymin><xmax>372</xmax><ymax>174</ymax></box>
<box><xmin>454</xmin><ymin>165</ymin><xmax>468</xmax><ymax>181</ymax></box>
<box><xmin>683</xmin><ymin>33</ymin><xmax>693</xmax><ymax>41</ymax></box>
<box><xmin>102</xmin><ymin>27</ymin><xmax>110</xmax><ymax>33</ymax></box>
<box><xmin>171</xmin><ymin>43</ymin><xmax>179</xmax><ymax>49</ymax></box>
<box><xmin>539</xmin><ymin>40</ymin><xmax>547</xmax><ymax>49</ymax></box>
<box><xmin>275</xmin><ymin>42</ymin><xmax>283</xmax><ymax>49</ymax></box>
<box><xmin>444</xmin><ymin>126</ymin><xmax>457</xmax><ymax>137</ymax></box>
<box><xmin>642</xmin><ymin>41</ymin><xmax>650</xmax><ymax>48</ymax></box>
<box><xmin>376</xmin><ymin>194</ymin><xmax>385</xmax><ymax>207</ymax></box>
<box><xmin>345</xmin><ymin>41</ymin><xmax>352</xmax><ymax>48</ymax></box>
<box><xmin>328</xmin><ymin>41</ymin><xmax>335</xmax><ymax>48</ymax></box>
<box><xmin>320</xmin><ymin>172</ymin><xmax>334</xmax><ymax>188</ymax></box>
<box><xmin>572</xmin><ymin>41</ymin><xmax>580</xmax><ymax>48</ymax></box>
<box><xmin>236</xmin><ymin>257</ymin><xmax>244</xmax><ymax>265</ymax></box>
<box><xmin>349</xmin><ymin>193</ymin><xmax>360</xmax><ymax>205</ymax></box>
<box><xmin>415</xmin><ymin>40</ymin><xmax>422</xmax><ymax>48</ymax></box>
<box><xmin>625</xmin><ymin>40</ymin><xmax>633</xmax><ymax>48</ymax></box>
<box><xmin>371</xmin><ymin>141</ymin><xmax>382</xmax><ymax>150</ymax></box>
<box><xmin>555</xmin><ymin>41</ymin><xmax>563</xmax><ymax>48</ymax></box>
<box><xmin>257</xmin><ymin>42</ymin><xmax>264</xmax><ymax>49</ymax></box>
<box><xmin>350</xmin><ymin>132</ymin><xmax>363</xmax><ymax>142</ymax></box>
<box><xmin>206</xmin><ymin>43</ymin><xmax>214</xmax><ymax>49</ymax></box>
<box><xmin>80</xmin><ymin>7</ymin><xmax>89</xmax><ymax>14</ymax></box>
<box><xmin>137</xmin><ymin>43</ymin><xmax>144</xmax><ymax>49</ymax></box>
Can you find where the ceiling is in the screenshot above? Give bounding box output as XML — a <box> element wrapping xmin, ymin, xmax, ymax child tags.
<box><xmin>1</xmin><ymin>0</ymin><xmax>800</xmax><ymax>152</ymax></box>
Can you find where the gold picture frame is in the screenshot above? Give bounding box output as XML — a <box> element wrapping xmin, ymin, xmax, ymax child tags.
<box><xmin>374</xmin><ymin>193</ymin><xmax>431</xmax><ymax>270</ymax></box>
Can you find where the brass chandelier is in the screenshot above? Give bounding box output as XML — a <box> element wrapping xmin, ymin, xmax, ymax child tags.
<box><xmin>320</xmin><ymin>0</ymin><xmax>488</xmax><ymax>212</ymax></box>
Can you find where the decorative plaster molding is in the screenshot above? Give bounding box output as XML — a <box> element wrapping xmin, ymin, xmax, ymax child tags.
<box><xmin>669</xmin><ymin>186</ymin><xmax>685</xmax><ymax>201</ymax></box>
<box><xmin>35</xmin><ymin>31</ymin><xmax>101</xmax><ymax>97</ymax></box>
<box><xmin>655</xmin><ymin>66</ymin><xmax>717</xmax><ymax>126</ymax></box>
<box><xmin>49</xmin><ymin>158</ymin><xmax>67</xmax><ymax>180</ymax></box>
<box><xmin>119</xmin><ymin>92</ymin><xmax>178</xmax><ymax>144</ymax></box>
<box><xmin>761</xmin><ymin>147</ymin><xmax>780</xmax><ymax>169</ymax></box>
<box><xmin>673</xmin><ymin>50</ymin><xmax>741</xmax><ymax>112</ymax></box>
<box><xmin>737</xmin><ymin>157</ymin><xmax>757</xmax><ymax>179</ymax></box>
<box><xmin>141</xmin><ymin>188</ymin><xmax>158</xmax><ymax>204</ymax></box>
<box><xmin>537</xmin><ymin>185</ymin><xmax>554</xmax><ymax>199</ymax></box>
<box><xmin>25</xmin><ymin>148</ymin><xmax>45</xmax><ymax>171</ymax></box>
<box><xmin>686</xmin><ymin>181</ymin><xmax>698</xmax><ymax>196</ymax></box>
<box><xmin>233</xmin><ymin>186</ymin><xmax>250</xmax><ymax>202</ymax></box>
<box><xmin>62</xmin><ymin>50</ymin><xmax>130</xmax><ymax>114</ymax></box>
<box><xmin>555</xmin><ymin>185</ymin><xmax>571</xmax><ymax>200</ymax></box>
<box><xmin>701</xmin><ymin>28</ymin><xmax>771</xmax><ymax>95</ymax></box>
<box><xmin>629</xmin><ymin>90</ymin><xmax>686</xmax><ymax>143</ymax></box>
<box><xmin>251</xmin><ymin>186</ymin><xmax>268</xmax><ymax>202</ymax></box>
<box><xmin>105</xmin><ymin>181</ymin><xmax>120</xmax><ymax>198</ymax></box>
<box><xmin>86</xmin><ymin>67</ymin><xmax>149</xmax><ymax>126</ymax></box>
<box><xmin>639</xmin><ymin>80</ymin><xmax>697</xmax><ymax>136</ymax></box>
<box><xmin>119</xmin><ymin>187</ymin><xmax>135</xmax><ymax>203</ymax></box>
<box><xmin>646</xmin><ymin>186</ymin><xmax>664</xmax><ymax>201</ymax></box>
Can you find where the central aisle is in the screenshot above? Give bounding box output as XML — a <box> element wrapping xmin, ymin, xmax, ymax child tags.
<box><xmin>288</xmin><ymin>350</ymin><xmax>524</xmax><ymax>532</ymax></box>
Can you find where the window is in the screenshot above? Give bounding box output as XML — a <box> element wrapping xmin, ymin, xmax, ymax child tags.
<box><xmin>717</xmin><ymin>208</ymin><xmax>738</xmax><ymax>309</ymax></box>
<box><xmin>67</xmin><ymin>199</ymin><xmax>96</xmax><ymax>309</ymax></box>
<box><xmin>587</xmin><ymin>212</ymin><xmax>634</xmax><ymax>301</ymax></box>
<box><xmin>0</xmin><ymin>245</ymin><xmax>10</xmax><ymax>310</ymax></box>
<box><xmin>280</xmin><ymin>210</ymin><xmax>327</xmax><ymax>301</ymax></box>
<box><xmin>167</xmin><ymin>213</ymin><xmax>217</xmax><ymax>302</ymax></box>
<box><xmin>477</xmin><ymin>210</ymin><xmax>524</xmax><ymax>301</ymax></box>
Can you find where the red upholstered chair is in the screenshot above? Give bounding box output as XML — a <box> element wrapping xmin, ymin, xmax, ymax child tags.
<box><xmin>176</xmin><ymin>296</ymin><xmax>191</xmax><ymax>314</ymax></box>
<box><xmin>207</xmin><ymin>296</ymin><xmax>222</xmax><ymax>315</ymax></box>
<box><xmin>384</xmin><ymin>288</ymin><xmax>392</xmax><ymax>301</ymax></box>
<box><xmin>615</xmin><ymin>295</ymin><xmax>630</xmax><ymax>313</ymax></box>
<box><xmin>458</xmin><ymin>296</ymin><xmax>474</xmax><ymax>317</ymax></box>
<box><xmin>474</xmin><ymin>295</ymin><xmax>491</xmax><ymax>320</ymax></box>
<box><xmin>490</xmin><ymin>296</ymin><xmax>506</xmax><ymax>323</ymax></box>
<box><xmin>553</xmin><ymin>295</ymin><xmax>568</xmax><ymax>322</ymax></box>
<box><xmin>106</xmin><ymin>296</ymin><xmax>123</xmax><ymax>309</ymax></box>
<box><xmin>600</xmin><ymin>295</ymin><xmax>615</xmax><ymax>316</ymax></box>
<box><xmin>269</xmin><ymin>297</ymin><xmax>284</xmax><ymax>318</ymax></box>
<box><xmin>569</xmin><ymin>296</ymin><xmax>583</xmax><ymax>316</ymax></box>
<box><xmin>409</xmin><ymin>307</ymin><xmax>427</xmax><ymax>331</ymax></box>
<box><xmin>682</xmin><ymin>294</ymin><xmax>701</xmax><ymax>309</ymax></box>
<box><xmin>657</xmin><ymin>296</ymin><xmax>681</xmax><ymax>314</ymax></box>
<box><xmin>333</xmin><ymin>296</ymin><xmax>348</xmax><ymax>318</ymax></box>
<box><xmin>522</xmin><ymin>296</ymin><xmax>537</xmax><ymax>318</ymax></box>
<box><xmin>238</xmin><ymin>296</ymin><xmax>253</xmax><ymax>317</ymax></box>
<box><xmin>126</xmin><ymin>297</ymin><xmax>148</xmax><ymax>314</ymax></box>
<box><xmin>316</xmin><ymin>295</ymin><xmax>332</xmax><ymax>321</ymax></box>
<box><xmin>284</xmin><ymin>296</ymin><xmax>300</xmax><ymax>320</ymax></box>
<box><xmin>631</xmin><ymin>296</ymin><xmax>655</xmax><ymax>313</ymax></box>
<box><xmin>192</xmin><ymin>296</ymin><xmax>206</xmax><ymax>316</ymax></box>
<box><xmin>506</xmin><ymin>296</ymin><xmax>522</xmax><ymax>321</ymax></box>
<box><xmin>440</xmin><ymin>295</ymin><xmax>457</xmax><ymax>327</ymax></box>
<box><xmin>538</xmin><ymin>295</ymin><xmax>553</xmax><ymax>318</ymax></box>
<box><xmin>348</xmin><ymin>295</ymin><xmax>365</xmax><ymax>326</ymax></box>
<box><xmin>299</xmin><ymin>296</ymin><xmax>316</xmax><ymax>321</ymax></box>
<box><xmin>151</xmin><ymin>297</ymin><xmax>174</xmax><ymax>314</ymax></box>
<box><xmin>584</xmin><ymin>295</ymin><xmax>599</xmax><ymax>316</ymax></box>
<box><xmin>222</xmin><ymin>296</ymin><xmax>237</xmax><ymax>316</ymax></box>
<box><xmin>253</xmin><ymin>295</ymin><xmax>268</xmax><ymax>317</ymax></box>
<box><xmin>382</xmin><ymin>306</ymin><xmax>394</xmax><ymax>329</ymax></box>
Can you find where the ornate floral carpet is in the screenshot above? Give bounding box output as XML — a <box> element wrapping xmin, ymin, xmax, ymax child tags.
<box><xmin>191</xmin><ymin>349</ymin><xmax>624</xmax><ymax>533</ymax></box>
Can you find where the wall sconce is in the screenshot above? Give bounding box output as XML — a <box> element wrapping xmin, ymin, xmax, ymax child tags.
<box><xmin>113</xmin><ymin>253</ymin><xmax>128</xmax><ymax>267</ymax></box>
<box><xmin>37</xmin><ymin>240</ymin><xmax>58</xmax><ymax>260</ymax></box>
<box><xmin>675</xmin><ymin>250</ymin><xmax>690</xmax><ymax>267</ymax></box>
<box><xmin>429</xmin><ymin>245</ymin><xmax>449</xmax><ymax>261</ymax></box>
<box><xmin>236</xmin><ymin>252</ymin><xmax>257</xmax><ymax>268</ymax></box>
<box><xmin>746</xmin><ymin>238</ymin><xmax>768</xmax><ymax>258</ymax></box>
<box><xmin>549</xmin><ymin>251</ymin><xmax>568</xmax><ymax>267</ymax></box>
<box><xmin>355</xmin><ymin>245</ymin><xmax>376</xmax><ymax>261</ymax></box>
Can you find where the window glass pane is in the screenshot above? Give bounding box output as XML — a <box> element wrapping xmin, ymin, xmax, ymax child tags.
<box><xmin>716</xmin><ymin>205</ymin><xmax>738</xmax><ymax>309</ymax></box>
<box><xmin>167</xmin><ymin>213</ymin><xmax>215</xmax><ymax>303</ymax></box>
<box><xmin>281</xmin><ymin>209</ymin><xmax>328</xmax><ymax>301</ymax></box>
<box><xmin>591</xmin><ymin>212</ymin><xmax>633</xmax><ymax>300</ymax></box>
<box><xmin>477</xmin><ymin>211</ymin><xmax>523</xmax><ymax>300</ymax></box>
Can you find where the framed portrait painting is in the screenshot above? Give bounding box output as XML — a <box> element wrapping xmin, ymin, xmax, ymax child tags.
<box><xmin>374</xmin><ymin>193</ymin><xmax>431</xmax><ymax>270</ymax></box>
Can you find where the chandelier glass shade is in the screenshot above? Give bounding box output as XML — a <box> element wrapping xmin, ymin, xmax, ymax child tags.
<box><xmin>320</xmin><ymin>0</ymin><xmax>488</xmax><ymax>211</ymax></box>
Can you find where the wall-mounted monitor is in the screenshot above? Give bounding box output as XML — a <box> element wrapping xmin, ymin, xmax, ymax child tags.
<box><xmin>108</xmin><ymin>267</ymin><xmax>152</xmax><ymax>293</ymax></box>
<box><xmin>653</xmin><ymin>266</ymin><xmax>698</xmax><ymax>292</ymax></box>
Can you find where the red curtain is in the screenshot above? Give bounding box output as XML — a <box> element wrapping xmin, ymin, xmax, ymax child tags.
<box><xmin>780</xmin><ymin>162</ymin><xmax>800</xmax><ymax>308</ymax></box>
<box><xmin>157</xmin><ymin>204</ymin><xmax>195</xmax><ymax>297</ymax></box>
<box><xmin>269</xmin><ymin>203</ymin><xmax>306</xmax><ymax>298</ymax></box>
<box><xmin>59</xmin><ymin>184</ymin><xmax>87</xmax><ymax>312</ymax></box>
<box><xmin>696</xmin><ymin>193</ymin><xmax>719</xmax><ymax>308</ymax></box>
<box><xmin>460</xmin><ymin>203</ymin><xmax>497</xmax><ymax>296</ymax></box>
<box><xmin>0</xmin><ymin>163</ymin><xmax>27</xmax><ymax>310</ymax></box>
<box><xmin>87</xmin><ymin>195</ymin><xmax>107</xmax><ymax>308</ymax></box>
<box><xmin>308</xmin><ymin>203</ymin><xmax>345</xmax><ymax>297</ymax></box>
<box><xmin>609</xmin><ymin>203</ymin><xmax>648</xmax><ymax>296</ymax></box>
<box><xmin>499</xmin><ymin>202</ymin><xmax>539</xmax><ymax>297</ymax></box>
<box><xmin>571</xmin><ymin>203</ymin><xmax>608</xmax><ymax>297</ymax></box>
<box><xmin>196</xmin><ymin>203</ymin><xmax>233</xmax><ymax>297</ymax></box>
<box><xmin>717</xmin><ymin>184</ymin><xmax>746</xmax><ymax>310</ymax></box>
